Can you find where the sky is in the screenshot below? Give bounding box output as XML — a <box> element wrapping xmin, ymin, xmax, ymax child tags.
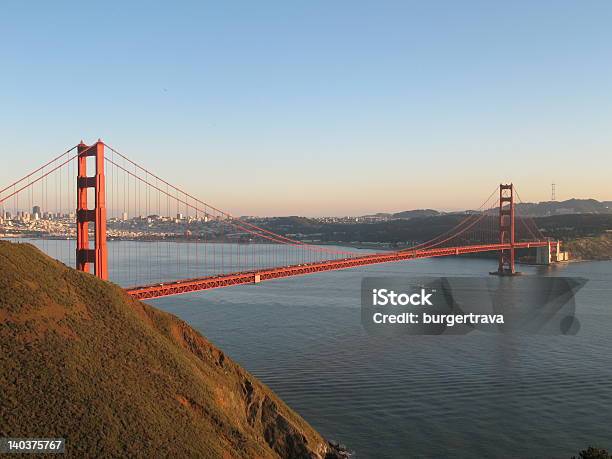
<box><xmin>1</xmin><ymin>1</ymin><xmax>611</xmax><ymax>216</ymax></box>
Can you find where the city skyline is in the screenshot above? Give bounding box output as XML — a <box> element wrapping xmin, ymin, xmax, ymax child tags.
<box><xmin>1</xmin><ymin>1</ymin><xmax>611</xmax><ymax>216</ymax></box>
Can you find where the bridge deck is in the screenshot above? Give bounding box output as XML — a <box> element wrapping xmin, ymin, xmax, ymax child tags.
<box><xmin>126</xmin><ymin>241</ymin><xmax>551</xmax><ymax>300</ymax></box>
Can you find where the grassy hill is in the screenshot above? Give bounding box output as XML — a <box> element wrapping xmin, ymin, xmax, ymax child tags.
<box><xmin>0</xmin><ymin>241</ymin><xmax>344</xmax><ymax>458</ymax></box>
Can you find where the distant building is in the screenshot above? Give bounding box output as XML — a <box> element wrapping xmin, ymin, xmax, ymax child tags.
<box><xmin>32</xmin><ymin>205</ymin><xmax>41</xmax><ymax>216</ymax></box>
<box><xmin>122</xmin><ymin>212</ymin><xmax>128</xmax><ymax>221</ymax></box>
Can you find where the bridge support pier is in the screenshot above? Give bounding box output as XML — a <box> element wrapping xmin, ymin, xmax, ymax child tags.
<box><xmin>76</xmin><ymin>140</ymin><xmax>108</xmax><ymax>280</ymax></box>
<box><xmin>495</xmin><ymin>183</ymin><xmax>517</xmax><ymax>276</ymax></box>
<box><xmin>536</xmin><ymin>241</ymin><xmax>569</xmax><ymax>264</ymax></box>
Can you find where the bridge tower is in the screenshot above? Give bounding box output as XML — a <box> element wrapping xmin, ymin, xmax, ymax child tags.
<box><xmin>497</xmin><ymin>183</ymin><xmax>515</xmax><ymax>275</ymax></box>
<box><xmin>76</xmin><ymin>140</ymin><xmax>108</xmax><ymax>280</ymax></box>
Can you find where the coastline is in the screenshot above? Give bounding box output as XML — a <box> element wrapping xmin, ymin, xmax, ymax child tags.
<box><xmin>3</xmin><ymin>234</ymin><xmax>612</xmax><ymax>262</ymax></box>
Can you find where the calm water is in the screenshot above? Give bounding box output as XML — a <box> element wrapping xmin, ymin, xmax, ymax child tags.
<box><xmin>21</xmin><ymin>240</ymin><xmax>612</xmax><ymax>458</ymax></box>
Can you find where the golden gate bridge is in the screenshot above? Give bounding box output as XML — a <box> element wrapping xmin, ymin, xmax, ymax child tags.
<box><xmin>0</xmin><ymin>140</ymin><xmax>560</xmax><ymax>300</ymax></box>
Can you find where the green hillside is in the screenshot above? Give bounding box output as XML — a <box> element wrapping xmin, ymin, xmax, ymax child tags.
<box><xmin>0</xmin><ymin>241</ymin><xmax>344</xmax><ymax>458</ymax></box>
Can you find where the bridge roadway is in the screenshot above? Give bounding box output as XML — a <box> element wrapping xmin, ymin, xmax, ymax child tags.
<box><xmin>125</xmin><ymin>241</ymin><xmax>553</xmax><ymax>300</ymax></box>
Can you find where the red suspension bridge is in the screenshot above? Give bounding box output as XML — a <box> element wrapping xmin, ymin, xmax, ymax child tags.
<box><xmin>0</xmin><ymin>140</ymin><xmax>560</xmax><ymax>300</ymax></box>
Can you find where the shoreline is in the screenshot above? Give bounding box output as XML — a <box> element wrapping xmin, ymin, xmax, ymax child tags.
<box><xmin>3</xmin><ymin>234</ymin><xmax>611</xmax><ymax>263</ymax></box>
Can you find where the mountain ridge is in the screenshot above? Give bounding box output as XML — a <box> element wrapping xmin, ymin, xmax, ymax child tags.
<box><xmin>369</xmin><ymin>198</ymin><xmax>612</xmax><ymax>219</ymax></box>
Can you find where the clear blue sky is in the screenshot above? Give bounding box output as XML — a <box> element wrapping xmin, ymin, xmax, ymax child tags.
<box><xmin>1</xmin><ymin>1</ymin><xmax>611</xmax><ymax>216</ymax></box>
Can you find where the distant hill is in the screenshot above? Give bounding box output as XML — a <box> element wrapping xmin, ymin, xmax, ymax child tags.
<box><xmin>391</xmin><ymin>209</ymin><xmax>441</xmax><ymax>219</ymax></box>
<box><xmin>366</xmin><ymin>199</ymin><xmax>612</xmax><ymax>220</ymax></box>
<box><xmin>0</xmin><ymin>241</ymin><xmax>344</xmax><ymax>458</ymax></box>
<box><xmin>362</xmin><ymin>209</ymin><xmax>441</xmax><ymax>219</ymax></box>
<box><xmin>515</xmin><ymin>199</ymin><xmax>612</xmax><ymax>217</ymax></box>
